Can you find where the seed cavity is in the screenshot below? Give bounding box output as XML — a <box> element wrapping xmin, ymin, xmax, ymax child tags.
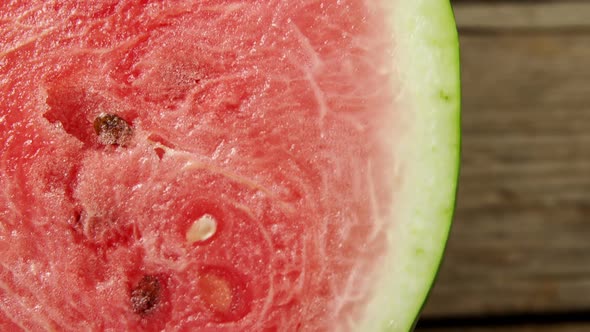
<box><xmin>186</xmin><ymin>214</ymin><xmax>217</xmax><ymax>244</ymax></box>
<box><xmin>197</xmin><ymin>266</ymin><xmax>251</xmax><ymax>322</ymax></box>
<box><xmin>131</xmin><ymin>275</ymin><xmax>161</xmax><ymax>315</ymax></box>
<box><xmin>93</xmin><ymin>113</ymin><xmax>132</xmax><ymax>146</ymax></box>
<box><xmin>198</xmin><ymin>273</ymin><xmax>232</xmax><ymax>313</ymax></box>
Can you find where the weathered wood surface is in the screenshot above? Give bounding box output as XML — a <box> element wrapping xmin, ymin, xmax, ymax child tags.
<box><xmin>453</xmin><ymin>1</ymin><xmax>590</xmax><ymax>30</ymax></box>
<box><xmin>416</xmin><ymin>0</ymin><xmax>590</xmax><ymax>329</ymax></box>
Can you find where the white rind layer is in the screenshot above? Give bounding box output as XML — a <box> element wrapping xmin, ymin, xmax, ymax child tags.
<box><xmin>356</xmin><ymin>1</ymin><xmax>460</xmax><ymax>331</ymax></box>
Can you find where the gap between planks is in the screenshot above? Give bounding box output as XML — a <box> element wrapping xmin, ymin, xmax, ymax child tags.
<box><xmin>416</xmin><ymin>309</ymin><xmax>590</xmax><ymax>331</ymax></box>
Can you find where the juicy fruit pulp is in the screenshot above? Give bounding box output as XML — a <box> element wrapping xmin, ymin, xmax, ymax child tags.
<box><xmin>1</xmin><ymin>1</ymin><xmax>399</xmax><ymax>331</ymax></box>
<box><xmin>0</xmin><ymin>0</ymin><xmax>461</xmax><ymax>331</ymax></box>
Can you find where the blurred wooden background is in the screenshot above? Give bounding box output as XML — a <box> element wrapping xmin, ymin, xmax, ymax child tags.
<box><xmin>416</xmin><ymin>0</ymin><xmax>590</xmax><ymax>331</ymax></box>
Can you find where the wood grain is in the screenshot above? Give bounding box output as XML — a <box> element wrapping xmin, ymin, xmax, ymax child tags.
<box><xmin>420</xmin><ymin>0</ymin><xmax>590</xmax><ymax>320</ymax></box>
<box><xmin>454</xmin><ymin>2</ymin><xmax>590</xmax><ymax>30</ymax></box>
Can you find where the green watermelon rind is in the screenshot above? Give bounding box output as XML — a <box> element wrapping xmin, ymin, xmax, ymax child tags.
<box><xmin>356</xmin><ymin>1</ymin><xmax>460</xmax><ymax>331</ymax></box>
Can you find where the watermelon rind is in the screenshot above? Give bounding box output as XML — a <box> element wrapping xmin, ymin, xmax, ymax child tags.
<box><xmin>355</xmin><ymin>1</ymin><xmax>460</xmax><ymax>331</ymax></box>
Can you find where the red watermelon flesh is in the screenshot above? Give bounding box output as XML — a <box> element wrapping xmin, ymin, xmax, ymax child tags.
<box><xmin>0</xmin><ymin>1</ymin><xmax>397</xmax><ymax>331</ymax></box>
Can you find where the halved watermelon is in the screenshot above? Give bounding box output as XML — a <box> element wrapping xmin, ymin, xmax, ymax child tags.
<box><xmin>0</xmin><ymin>1</ymin><xmax>459</xmax><ymax>331</ymax></box>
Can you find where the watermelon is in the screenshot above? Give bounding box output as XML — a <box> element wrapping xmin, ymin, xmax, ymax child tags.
<box><xmin>0</xmin><ymin>0</ymin><xmax>460</xmax><ymax>331</ymax></box>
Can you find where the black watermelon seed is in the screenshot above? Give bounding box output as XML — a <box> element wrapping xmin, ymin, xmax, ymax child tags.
<box><xmin>131</xmin><ymin>275</ymin><xmax>161</xmax><ymax>315</ymax></box>
<box><xmin>93</xmin><ymin>113</ymin><xmax>132</xmax><ymax>146</ymax></box>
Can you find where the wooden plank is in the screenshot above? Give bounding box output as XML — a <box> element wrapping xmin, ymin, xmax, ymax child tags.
<box><xmin>420</xmin><ymin>1</ymin><xmax>590</xmax><ymax>318</ymax></box>
<box><xmin>453</xmin><ymin>2</ymin><xmax>590</xmax><ymax>30</ymax></box>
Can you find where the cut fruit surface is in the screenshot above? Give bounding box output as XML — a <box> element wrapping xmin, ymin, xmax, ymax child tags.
<box><xmin>0</xmin><ymin>1</ymin><xmax>459</xmax><ymax>331</ymax></box>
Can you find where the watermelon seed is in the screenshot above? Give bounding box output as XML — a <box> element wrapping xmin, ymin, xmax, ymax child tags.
<box><xmin>131</xmin><ymin>275</ymin><xmax>161</xmax><ymax>315</ymax></box>
<box><xmin>186</xmin><ymin>214</ymin><xmax>217</xmax><ymax>244</ymax></box>
<box><xmin>93</xmin><ymin>113</ymin><xmax>132</xmax><ymax>146</ymax></box>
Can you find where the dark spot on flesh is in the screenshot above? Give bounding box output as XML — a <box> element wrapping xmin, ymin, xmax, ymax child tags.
<box><xmin>73</xmin><ymin>208</ymin><xmax>82</xmax><ymax>223</ymax></box>
<box><xmin>154</xmin><ymin>147</ymin><xmax>165</xmax><ymax>159</ymax></box>
<box><xmin>93</xmin><ymin>113</ymin><xmax>132</xmax><ymax>146</ymax></box>
<box><xmin>147</xmin><ymin>134</ymin><xmax>173</xmax><ymax>160</ymax></box>
<box><xmin>439</xmin><ymin>90</ymin><xmax>451</xmax><ymax>102</ymax></box>
<box><xmin>131</xmin><ymin>275</ymin><xmax>161</xmax><ymax>315</ymax></box>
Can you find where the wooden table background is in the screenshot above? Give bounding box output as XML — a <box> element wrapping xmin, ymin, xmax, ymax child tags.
<box><xmin>415</xmin><ymin>0</ymin><xmax>590</xmax><ymax>331</ymax></box>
